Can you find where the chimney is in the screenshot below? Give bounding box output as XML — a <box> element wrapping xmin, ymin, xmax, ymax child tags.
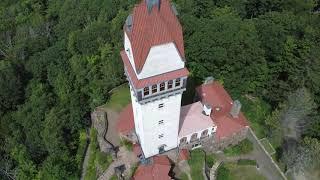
<box><xmin>204</xmin><ymin>76</ymin><xmax>214</xmax><ymax>84</ymax></box>
<box><xmin>230</xmin><ymin>100</ymin><xmax>241</xmax><ymax>118</ymax></box>
<box><xmin>203</xmin><ymin>104</ymin><xmax>212</xmax><ymax>116</ymax></box>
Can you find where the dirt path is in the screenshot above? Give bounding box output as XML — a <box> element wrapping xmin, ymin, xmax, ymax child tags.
<box><xmin>98</xmin><ymin>147</ymin><xmax>138</xmax><ymax>180</ymax></box>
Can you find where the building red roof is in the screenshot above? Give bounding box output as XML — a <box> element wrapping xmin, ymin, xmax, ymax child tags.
<box><xmin>196</xmin><ymin>82</ymin><xmax>249</xmax><ymax>140</ymax></box>
<box><xmin>133</xmin><ymin>156</ymin><xmax>171</xmax><ymax>180</ymax></box>
<box><xmin>125</xmin><ymin>0</ymin><xmax>185</xmax><ymax>72</ymax></box>
<box><xmin>116</xmin><ymin>103</ymin><xmax>135</xmax><ymax>135</ymax></box>
<box><xmin>121</xmin><ymin>50</ymin><xmax>189</xmax><ymax>89</ymax></box>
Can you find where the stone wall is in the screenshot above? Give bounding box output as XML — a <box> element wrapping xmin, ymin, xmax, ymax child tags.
<box><xmin>179</xmin><ymin>127</ymin><xmax>249</xmax><ymax>152</ymax></box>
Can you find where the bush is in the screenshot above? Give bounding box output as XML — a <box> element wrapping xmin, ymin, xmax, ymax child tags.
<box><xmin>120</xmin><ymin>139</ymin><xmax>133</xmax><ymax>151</ymax></box>
<box><xmin>223</xmin><ymin>139</ymin><xmax>253</xmax><ymax>156</ymax></box>
<box><xmin>206</xmin><ymin>154</ymin><xmax>216</xmax><ymax>168</ymax></box>
<box><xmin>237</xmin><ymin>159</ymin><xmax>257</xmax><ymax>166</ymax></box>
<box><xmin>216</xmin><ymin>164</ymin><xmax>231</xmax><ymax>180</ymax></box>
<box><xmin>96</xmin><ymin>151</ymin><xmax>113</xmax><ymax>169</ymax></box>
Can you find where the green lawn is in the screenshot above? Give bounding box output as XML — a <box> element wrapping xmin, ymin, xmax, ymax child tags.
<box><xmin>206</xmin><ymin>153</ymin><xmax>216</xmax><ymax>168</ymax></box>
<box><xmin>217</xmin><ymin>163</ymin><xmax>266</xmax><ymax>180</ymax></box>
<box><xmin>260</xmin><ymin>138</ymin><xmax>275</xmax><ymax>155</ymax></box>
<box><xmin>105</xmin><ymin>84</ymin><xmax>131</xmax><ymax>111</ymax></box>
<box><xmin>240</xmin><ymin>96</ymin><xmax>271</xmax><ymax>139</ymax></box>
<box><xmin>223</xmin><ymin>139</ymin><xmax>253</xmax><ymax>156</ymax></box>
<box><xmin>188</xmin><ymin>149</ymin><xmax>205</xmax><ymax>180</ymax></box>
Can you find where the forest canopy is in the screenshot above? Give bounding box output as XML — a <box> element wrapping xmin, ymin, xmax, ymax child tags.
<box><xmin>0</xmin><ymin>0</ymin><xmax>320</xmax><ymax>179</ymax></box>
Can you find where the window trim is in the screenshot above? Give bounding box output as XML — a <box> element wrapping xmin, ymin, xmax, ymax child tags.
<box><xmin>158</xmin><ymin>103</ymin><xmax>164</xmax><ymax>108</ymax></box>
<box><xmin>175</xmin><ymin>78</ymin><xmax>181</xmax><ymax>87</ymax></box>
<box><xmin>167</xmin><ymin>80</ymin><xmax>173</xmax><ymax>89</ymax></box>
<box><xmin>152</xmin><ymin>84</ymin><xmax>157</xmax><ymax>94</ymax></box>
<box><xmin>143</xmin><ymin>87</ymin><xmax>150</xmax><ymax>96</ymax></box>
<box><xmin>160</xmin><ymin>82</ymin><xmax>165</xmax><ymax>91</ymax></box>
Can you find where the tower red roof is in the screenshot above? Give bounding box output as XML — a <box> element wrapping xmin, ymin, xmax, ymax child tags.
<box><xmin>125</xmin><ymin>0</ymin><xmax>185</xmax><ymax>72</ymax></box>
<box><xmin>133</xmin><ymin>156</ymin><xmax>171</xmax><ymax>180</ymax></box>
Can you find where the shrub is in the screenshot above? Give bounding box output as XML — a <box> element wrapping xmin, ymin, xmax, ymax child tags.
<box><xmin>216</xmin><ymin>164</ymin><xmax>230</xmax><ymax>180</ymax></box>
<box><xmin>223</xmin><ymin>139</ymin><xmax>253</xmax><ymax>156</ymax></box>
<box><xmin>206</xmin><ymin>154</ymin><xmax>216</xmax><ymax>168</ymax></box>
<box><xmin>120</xmin><ymin>139</ymin><xmax>133</xmax><ymax>151</ymax></box>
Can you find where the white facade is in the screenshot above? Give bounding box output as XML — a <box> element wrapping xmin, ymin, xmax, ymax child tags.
<box><xmin>130</xmin><ymin>85</ymin><xmax>182</xmax><ymax>158</ymax></box>
<box><xmin>124</xmin><ymin>32</ymin><xmax>185</xmax><ymax>79</ymax></box>
<box><xmin>137</xmin><ymin>43</ymin><xmax>185</xmax><ymax>79</ymax></box>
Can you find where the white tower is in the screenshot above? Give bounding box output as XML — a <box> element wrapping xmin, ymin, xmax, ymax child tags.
<box><xmin>120</xmin><ymin>0</ymin><xmax>189</xmax><ymax>158</ymax></box>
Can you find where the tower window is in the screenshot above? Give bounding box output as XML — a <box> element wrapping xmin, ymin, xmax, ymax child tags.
<box><xmin>167</xmin><ymin>80</ymin><xmax>173</xmax><ymax>89</ymax></box>
<box><xmin>175</xmin><ymin>78</ymin><xmax>181</xmax><ymax>87</ymax></box>
<box><xmin>159</xmin><ymin>103</ymin><xmax>164</xmax><ymax>108</ymax></box>
<box><xmin>159</xmin><ymin>120</ymin><xmax>164</xmax><ymax>125</ymax></box>
<box><xmin>152</xmin><ymin>84</ymin><xmax>157</xmax><ymax>94</ymax></box>
<box><xmin>144</xmin><ymin>87</ymin><xmax>149</xmax><ymax>96</ymax></box>
<box><xmin>158</xmin><ymin>134</ymin><xmax>164</xmax><ymax>139</ymax></box>
<box><xmin>160</xmin><ymin>82</ymin><xmax>165</xmax><ymax>91</ymax></box>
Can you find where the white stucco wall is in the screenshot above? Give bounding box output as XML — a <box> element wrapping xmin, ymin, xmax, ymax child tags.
<box><xmin>124</xmin><ymin>32</ymin><xmax>136</xmax><ymax>71</ymax></box>
<box><xmin>178</xmin><ymin>125</ymin><xmax>217</xmax><ymax>145</ymax></box>
<box><xmin>130</xmin><ymin>85</ymin><xmax>182</xmax><ymax>158</ymax></box>
<box><xmin>137</xmin><ymin>43</ymin><xmax>185</xmax><ymax>79</ymax></box>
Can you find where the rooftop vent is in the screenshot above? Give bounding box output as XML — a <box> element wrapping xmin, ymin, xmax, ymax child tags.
<box><xmin>204</xmin><ymin>76</ymin><xmax>214</xmax><ymax>84</ymax></box>
<box><xmin>230</xmin><ymin>100</ymin><xmax>241</xmax><ymax>118</ymax></box>
<box><xmin>203</xmin><ymin>104</ymin><xmax>212</xmax><ymax>116</ymax></box>
<box><xmin>146</xmin><ymin>0</ymin><xmax>161</xmax><ymax>12</ymax></box>
<box><xmin>126</xmin><ymin>14</ymin><xmax>133</xmax><ymax>31</ymax></box>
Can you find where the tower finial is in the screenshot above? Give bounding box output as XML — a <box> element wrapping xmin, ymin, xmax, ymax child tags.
<box><xmin>146</xmin><ymin>0</ymin><xmax>161</xmax><ymax>13</ymax></box>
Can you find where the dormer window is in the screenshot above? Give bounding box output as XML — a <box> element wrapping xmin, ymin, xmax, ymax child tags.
<box><xmin>144</xmin><ymin>87</ymin><xmax>149</xmax><ymax>96</ymax></box>
<box><xmin>167</xmin><ymin>80</ymin><xmax>173</xmax><ymax>89</ymax></box>
<box><xmin>175</xmin><ymin>78</ymin><xmax>181</xmax><ymax>87</ymax></box>
<box><xmin>152</xmin><ymin>84</ymin><xmax>157</xmax><ymax>94</ymax></box>
<box><xmin>160</xmin><ymin>82</ymin><xmax>165</xmax><ymax>91</ymax></box>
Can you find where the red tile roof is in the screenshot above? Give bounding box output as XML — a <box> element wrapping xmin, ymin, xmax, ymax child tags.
<box><xmin>196</xmin><ymin>82</ymin><xmax>249</xmax><ymax>140</ymax></box>
<box><xmin>133</xmin><ymin>156</ymin><xmax>171</xmax><ymax>180</ymax></box>
<box><xmin>125</xmin><ymin>0</ymin><xmax>185</xmax><ymax>72</ymax></box>
<box><xmin>116</xmin><ymin>103</ymin><xmax>135</xmax><ymax>135</ymax></box>
<box><xmin>121</xmin><ymin>50</ymin><xmax>189</xmax><ymax>89</ymax></box>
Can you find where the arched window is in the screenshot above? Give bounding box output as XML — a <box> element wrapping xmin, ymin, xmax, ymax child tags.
<box><xmin>190</xmin><ymin>133</ymin><xmax>198</xmax><ymax>142</ymax></box>
<box><xmin>175</xmin><ymin>78</ymin><xmax>181</xmax><ymax>87</ymax></box>
<box><xmin>167</xmin><ymin>80</ymin><xmax>173</xmax><ymax>89</ymax></box>
<box><xmin>160</xmin><ymin>82</ymin><xmax>165</xmax><ymax>91</ymax></box>
<box><xmin>152</xmin><ymin>84</ymin><xmax>157</xmax><ymax>94</ymax></box>
<box><xmin>201</xmin><ymin>130</ymin><xmax>208</xmax><ymax>137</ymax></box>
<box><xmin>180</xmin><ymin>137</ymin><xmax>187</xmax><ymax>144</ymax></box>
<box><xmin>144</xmin><ymin>87</ymin><xmax>149</xmax><ymax>96</ymax></box>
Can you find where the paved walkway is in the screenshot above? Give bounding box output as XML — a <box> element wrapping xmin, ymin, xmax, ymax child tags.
<box><xmin>98</xmin><ymin>147</ymin><xmax>138</xmax><ymax>180</ymax></box>
<box><xmin>247</xmin><ymin>128</ymin><xmax>286</xmax><ymax>180</ymax></box>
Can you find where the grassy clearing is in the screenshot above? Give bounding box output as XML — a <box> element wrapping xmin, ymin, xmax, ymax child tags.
<box><xmin>188</xmin><ymin>149</ymin><xmax>205</xmax><ymax>180</ymax></box>
<box><xmin>240</xmin><ymin>96</ymin><xmax>271</xmax><ymax>139</ymax></box>
<box><xmin>84</xmin><ymin>129</ymin><xmax>113</xmax><ymax>180</ymax></box>
<box><xmin>223</xmin><ymin>139</ymin><xmax>253</xmax><ymax>156</ymax></box>
<box><xmin>260</xmin><ymin>138</ymin><xmax>275</xmax><ymax>155</ymax></box>
<box><xmin>105</xmin><ymin>84</ymin><xmax>130</xmax><ymax>111</ymax></box>
<box><xmin>217</xmin><ymin>162</ymin><xmax>266</xmax><ymax>180</ymax></box>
